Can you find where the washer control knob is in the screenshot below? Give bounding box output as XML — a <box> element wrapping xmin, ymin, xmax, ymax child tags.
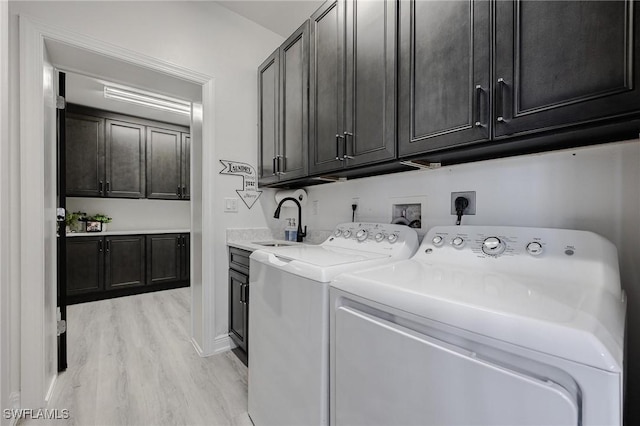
<box><xmin>526</xmin><ymin>242</ymin><xmax>543</xmax><ymax>256</ymax></box>
<box><xmin>482</xmin><ymin>237</ymin><xmax>506</xmax><ymax>255</ymax></box>
<box><xmin>375</xmin><ymin>233</ymin><xmax>385</xmax><ymax>242</ymax></box>
<box><xmin>432</xmin><ymin>236</ymin><xmax>444</xmax><ymax>247</ymax></box>
<box><xmin>334</xmin><ymin>229</ymin><xmax>342</xmax><ymax>237</ymax></box>
<box><xmin>451</xmin><ymin>237</ymin><xmax>465</xmax><ymax>248</ymax></box>
<box><xmin>388</xmin><ymin>233</ymin><xmax>398</xmax><ymax>243</ymax></box>
<box><xmin>343</xmin><ymin>230</ymin><xmax>352</xmax><ymax>239</ymax></box>
<box><xmin>356</xmin><ymin>229</ymin><xmax>368</xmax><ymax>242</ymax></box>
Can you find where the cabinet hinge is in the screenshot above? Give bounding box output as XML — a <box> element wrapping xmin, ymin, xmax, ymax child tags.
<box><xmin>56</xmin><ymin>95</ymin><xmax>66</xmax><ymax>110</ymax></box>
<box><xmin>57</xmin><ymin>319</ymin><xmax>67</xmax><ymax>336</ymax></box>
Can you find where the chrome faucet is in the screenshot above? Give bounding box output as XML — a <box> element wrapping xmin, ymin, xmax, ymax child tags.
<box><xmin>273</xmin><ymin>197</ymin><xmax>307</xmax><ymax>243</ymax></box>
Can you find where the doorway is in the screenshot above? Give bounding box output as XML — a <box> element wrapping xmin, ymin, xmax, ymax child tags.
<box><xmin>18</xmin><ymin>16</ymin><xmax>216</xmax><ymax>408</ymax></box>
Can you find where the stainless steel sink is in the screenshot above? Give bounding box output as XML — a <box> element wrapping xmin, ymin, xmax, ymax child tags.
<box><xmin>253</xmin><ymin>241</ymin><xmax>295</xmax><ymax>247</ymax></box>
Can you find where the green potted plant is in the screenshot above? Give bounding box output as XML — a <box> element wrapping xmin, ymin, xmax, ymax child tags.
<box><xmin>64</xmin><ymin>211</ymin><xmax>86</xmax><ymax>233</ymax></box>
<box><xmin>87</xmin><ymin>213</ymin><xmax>112</xmax><ymax>232</ymax></box>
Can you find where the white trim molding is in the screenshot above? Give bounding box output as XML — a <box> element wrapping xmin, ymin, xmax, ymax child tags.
<box><xmin>16</xmin><ymin>14</ymin><xmax>216</xmax><ymax>408</ymax></box>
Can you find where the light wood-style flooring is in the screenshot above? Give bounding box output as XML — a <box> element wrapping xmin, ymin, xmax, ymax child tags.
<box><xmin>20</xmin><ymin>288</ymin><xmax>250</xmax><ymax>426</ymax></box>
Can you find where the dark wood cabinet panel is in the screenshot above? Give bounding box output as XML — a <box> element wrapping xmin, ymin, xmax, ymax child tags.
<box><xmin>309</xmin><ymin>0</ymin><xmax>344</xmax><ymax>175</ymax></box>
<box><xmin>344</xmin><ymin>0</ymin><xmax>397</xmax><ymax>166</ymax></box>
<box><xmin>65</xmin><ymin>113</ymin><xmax>105</xmax><ymax>197</ymax></box>
<box><xmin>181</xmin><ymin>133</ymin><xmax>191</xmax><ymax>200</ymax></box>
<box><xmin>180</xmin><ymin>234</ymin><xmax>190</xmax><ymax>281</ymax></box>
<box><xmin>146</xmin><ymin>234</ymin><xmax>181</xmax><ymax>285</ymax></box>
<box><xmin>279</xmin><ymin>21</ymin><xmax>309</xmax><ymax>181</ymax></box>
<box><xmin>229</xmin><ymin>269</ymin><xmax>249</xmax><ymax>352</ymax></box>
<box><xmin>494</xmin><ymin>0</ymin><xmax>639</xmax><ymax>137</ymax></box>
<box><xmin>228</xmin><ymin>247</ymin><xmax>250</xmax><ymax>355</ymax></box>
<box><xmin>258</xmin><ymin>49</ymin><xmax>280</xmax><ymax>185</ymax></box>
<box><xmin>105</xmin><ymin>235</ymin><xmax>145</xmax><ymax>290</ymax></box>
<box><xmin>146</xmin><ymin>127</ymin><xmax>181</xmax><ymax>200</ymax></box>
<box><xmin>398</xmin><ymin>0</ymin><xmax>491</xmax><ymax>156</ymax></box>
<box><xmin>66</xmin><ymin>237</ymin><xmax>104</xmax><ymax>295</ymax></box>
<box><xmin>105</xmin><ymin>120</ymin><xmax>146</xmax><ymax>198</ymax></box>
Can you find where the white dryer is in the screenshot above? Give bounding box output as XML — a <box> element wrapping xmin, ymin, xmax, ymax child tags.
<box><xmin>248</xmin><ymin>223</ymin><xmax>419</xmax><ymax>426</ymax></box>
<box><xmin>330</xmin><ymin>225</ymin><xmax>626</xmax><ymax>426</ymax></box>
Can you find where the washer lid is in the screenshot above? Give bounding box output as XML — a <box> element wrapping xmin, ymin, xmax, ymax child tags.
<box><xmin>332</xmin><ymin>260</ymin><xmax>626</xmax><ymax>372</ymax></box>
<box><xmin>250</xmin><ymin>245</ymin><xmax>391</xmax><ymax>283</ymax></box>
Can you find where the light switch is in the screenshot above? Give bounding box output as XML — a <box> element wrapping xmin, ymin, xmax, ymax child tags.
<box><xmin>224</xmin><ymin>197</ymin><xmax>239</xmax><ymax>213</ymax></box>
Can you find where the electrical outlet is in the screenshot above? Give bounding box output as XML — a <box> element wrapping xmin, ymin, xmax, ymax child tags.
<box><xmin>450</xmin><ymin>191</ymin><xmax>476</xmax><ymax>215</ymax></box>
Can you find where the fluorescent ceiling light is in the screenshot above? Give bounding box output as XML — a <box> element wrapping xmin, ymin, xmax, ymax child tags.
<box><xmin>104</xmin><ymin>85</ymin><xmax>191</xmax><ymax>115</ymax></box>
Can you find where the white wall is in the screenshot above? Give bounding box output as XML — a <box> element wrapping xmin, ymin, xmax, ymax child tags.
<box><xmin>8</xmin><ymin>0</ymin><xmax>284</xmax><ymax>406</ymax></box>
<box><xmin>263</xmin><ymin>138</ymin><xmax>640</xmax><ymax>419</ymax></box>
<box><xmin>66</xmin><ymin>198</ymin><xmax>191</xmax><ymax>231</ymax></box>
<box><xmin>0</xmin><ymin>0</ymin><xmax>11</xmax><ymax>423</ymax></box>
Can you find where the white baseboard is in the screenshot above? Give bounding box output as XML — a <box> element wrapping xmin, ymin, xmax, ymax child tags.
<box><xmin>212</xmin><ymin>334</ymin><xmax>232</xmax><ymax>355</ymax></box>
<box><xmin>190</xmin><ymin>337</ymin><xmax>205</xmax><ymax>357</ymax></box>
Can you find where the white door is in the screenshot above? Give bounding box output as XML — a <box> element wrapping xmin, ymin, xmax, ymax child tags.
<box><xmin>333</xmin><ymin>305</ymin><xmax>580</xmax><ymax>426</ymax></box>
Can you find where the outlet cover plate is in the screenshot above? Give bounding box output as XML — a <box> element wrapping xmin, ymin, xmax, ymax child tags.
<box><xmin>451</xmin><ymin>191</ymin><xmax>476</xmax><ymax>215</ymax></box>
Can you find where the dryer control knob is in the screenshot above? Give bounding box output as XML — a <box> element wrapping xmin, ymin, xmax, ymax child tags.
<box><xmin>375</xmin><ymin>233</ymin><xmax>385</xmax><ymax>242</ymax></box>
<box><xmin>482</xmin><ymin>237</ymin><xmax>506</xmax><ymax>255</ymax></box>
<box><xmin>343</xmin><ymin>230</ymin><xmax>352</xmax><ymax>238</ymax></box>
<box><xmin>526</xmin><ymin>242</ymin><xmax>543</xmax><ymax>256</ymax></box>
<box><xmin>388</xmin><ymin>233</ymin><xmax>398</xmax><ymax>243</ymax></box>
<box><xmin>451</xmin><ymin>237</ymin><xmax>465</xmax><ymax>248</ymax></box>
<box><xmin>356</xmin><ymin>229</ymin><xmax>368</xmax><ymax>242</ymax></box>
<box><xmin>432</xmin><ymin>236</ymin><xmax>444</xmax><ymax>247</ymax></box>
<box><xmin>334</xmin><ymin>229</ymin><xmax>342</xmax><ymax>237</ymax></box>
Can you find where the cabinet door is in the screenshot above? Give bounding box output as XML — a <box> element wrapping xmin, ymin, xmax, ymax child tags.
<box><xmin>309</xmin><ymin>0</ymin><xmax>345</xmax><ymax>175</ymax></box>
<box><xmin>105</xmin><ymin>235</ymin><xmax>145</xmax><ymax>290</ymax></box>
<box><xmin>65</xmin><ymin>113</ymin><xmax>105</xmax><ymax>197</ymax></box>
<box><xmin>66</xmin><ymin>237</ymin><xmax>104</xmax><ymax>295</ymax></box>
<box><xmin>180</xmin><ymin>234</ymin><xmax>190</xmax><ymax>281</ymax></box>
<box><xmin>344</xmin><ymin>0</ymin><xmax>397</xmax><ymax>166</ymax></box>
<box><xmin>229</xmin><ymin>269</ymin><xmax>248</xmax><ymax>352</ymax></box>
<box><xmin>146</xmin><ymin>127</ymin><xmax>182</xmax><ymax>200</ymax></box>
<box><xmin>494</xmin><ymin>0</ymin><xmax>639</xmax><ymax>137</ymax></box>
<box><xmin>258</xmin><ymin>49</ymin><xmax>280</xmax><ymax>185</ymax></box>
<box><xmin>279</xmin><ymin>21</ymin><xmax>310</xmax><ymax>181</ymax></box>
<box><xmin>146</xmin><ymin>234</ymin><xmax>180</xmax><ymax>285</ymax></box>
<box><xmin>181</xmin><ymin>133</ymin><xmax>190</xmax><ymax>200</ymax></box>
<box><xmin>398</xmin><ymin>0</ymin><xmax>491</xmax><ymax>157</ymax></box>
<box><xmin>105</xmin><ymin>120</ymin><xmax>146</xmax><ymax>198</ymax></box>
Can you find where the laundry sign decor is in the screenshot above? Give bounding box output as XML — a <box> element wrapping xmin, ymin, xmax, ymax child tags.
<box><xmin>219</xmin><ymin>160</ymin><xmax>262</xmax><ymax>209</ymax></box>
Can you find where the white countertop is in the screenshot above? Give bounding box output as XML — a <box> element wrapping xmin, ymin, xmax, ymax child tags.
<box><xmin>66</xmin><ymin>229</ymin><xmax>190</xmax><ymax>237</ymax></box>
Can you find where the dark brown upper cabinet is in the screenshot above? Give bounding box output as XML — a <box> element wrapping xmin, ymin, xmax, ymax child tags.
<box><xmin>65</xmin><ymin>112</ymin><xmax>105</xmax><ymax>197</ymax></box>
<box><xmin>398</xmin><ymin>0</ymin><xmax>491</xmax><ymax>156</ymax></box>
<box><xmin>258</xmin><ymin>21</ymin><xmax>309</xmax><ymax>185</ymax></box>
<box><xmin>105</xmin><ymin>120</ymin><xmax>146</xmax><ymax>198</ymax></box>
<box><xmin>399</xmin><ymin>0</ymin><xmax>640</xmax><ymax>157</ymax></box>
<box><xmin>309</xmin><ymin>0</ymin><xmax>397</xmax><ymax>174</ymax></box>
<box><xmin>494</xmin><ymin>0</ymin><xmax>639</xmax><ymax>138</ymax></box>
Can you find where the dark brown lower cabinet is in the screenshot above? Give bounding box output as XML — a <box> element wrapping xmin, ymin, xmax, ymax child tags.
<box><xmin>105</xmin><ymin>235</ymin><xmax>145</xmax><ymax>290</ymax></box>
<box><xmin>229</xmin><ymin>247</ymin><xmax>250</xmax><ymax>359</ymax></box>
<box><xmin>66</xmin><ymin>233</ymin><xmax>189</xmax><ymax>304</ymax></box>
<box><xmin>66</xmin><ymin>236</ymin><xmax>105</xmax><ymax>295</ymax></box>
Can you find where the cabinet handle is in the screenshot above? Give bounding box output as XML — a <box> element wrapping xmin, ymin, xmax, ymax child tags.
<box><xmin>176</xmin><ymin>185</ymin><xmax>181</xmax><ymax>198</ymax></box>
<box><xmin>106</xmin><ymin>181</ymin><xmax>110</xmax><ymax>192</ymax></box>
<box><xmin>243</xmin><ymin>284</ymin><xmax>249</xmax><ymax>304</ymax></box>
<box><xmin>335</xmin><ymin>134</ymin><xmax>344</xmax><ymax>161</ymax></box>
<box><xmin>106</xmin><ymin>240</ymin><xmax>111</xmax><ymax>253</ymax></box>
<box><xmin>98</xmin><ymin>239</ymin><xmax>103</xmax><ymax>252</ymax></box>
<box><xmin>496</xmin><ymin>78</ymin><xmax>506</xmax><ymax>123</ymax></box>
<box><xmin>182</xmin><ymin>185</ymin><xmax>187</xmax><ymax>197</ymax></box>
<box><xmin>343</xmin><ymin>132</ymin><xmax>354</xmax><ymax>160</ymax></box>
<box><xmin>182</xmin><ymin>236</ymin><xmax>186</xmax><ymax>247</ymax></box>
<box><xmin>177</xmin><ymin>237</ymin><xmax>181</xmax><ymax>248</ymax></box>
<box><xmin>239</xmin><ymin>283</ymin><xmax>245</xmax><ymax>303</ymax></box>
<box><xmin>276</xmin><ymin>156</ymin><xmax>286</xmax><ymax>175</ymax></box>
<box><xmin>99</xmin><ymin>180</ymin><xmax>104</xmax><ymax>194</ymax></box>
<box><xmin>475</xmin><ymin>85</ymin><xmax>483</xmax><ymax>127</ymax></box>
<box><xmin>272</xmin><ymin>157</ymin><xmax>278</xmax><ymax>175</ymax></box>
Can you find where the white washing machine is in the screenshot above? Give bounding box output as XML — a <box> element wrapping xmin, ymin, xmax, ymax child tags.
<box><xmin>248</xmin><ymin>222</ymin><xmax>419</xmax><ymax>426</ymax></box>
<box><xmin>330</xmin><ymin>225</ymin><xmax>626</xmax><ymax>426</ymax></box>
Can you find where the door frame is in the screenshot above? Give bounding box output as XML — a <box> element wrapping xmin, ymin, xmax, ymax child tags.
<box><xmin>18</xmin><ymin>15</ymin><xmax>218</xmax><ymax>408</ymax></box>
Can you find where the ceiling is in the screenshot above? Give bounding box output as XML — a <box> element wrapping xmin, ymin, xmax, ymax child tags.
<box><xmin>215</xmin><ymin>1</ymin><xmax>325</xmax><ymax>37</ymax></box>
